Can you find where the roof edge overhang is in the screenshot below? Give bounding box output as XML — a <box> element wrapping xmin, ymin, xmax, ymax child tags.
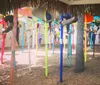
<box><xmin>59</xmin><ymin>0</ymin><xmax>100</xmax><ymax>5</ymax></box>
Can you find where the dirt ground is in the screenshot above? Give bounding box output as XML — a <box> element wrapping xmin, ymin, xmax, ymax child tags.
<box><xmin>0</xmin><ymin>45</ymin><xmax>100</xmax><ymax>85</ymax></box>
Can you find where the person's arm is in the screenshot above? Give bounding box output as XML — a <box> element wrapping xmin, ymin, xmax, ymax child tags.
<box><xmin>2</xmin><ymin>23</ymin><xmax>13</xmax><ymax>34</ymax></box>
<box><xmin>97</xmin><ymin>29</ymin><xmax>100</xmax><ymax>34</ymax></box>
<box><xmin>0</xmin><ymin>36</ymin><xmax>2</xmax><ymax>39</ymax></box>
<box><xmin>92</xmin><ymin>30</ymin><xmax>97</xmax><ymax>33</ymax></box>
<box><xmin>93</xmin><ymin>25</ymin><xmax>98</xmax><ymax>33</ymax></box>
<box><xmin>84</xmin><ymin>29</ymin><xmax>89</xmax><ymax>32</ymax></box>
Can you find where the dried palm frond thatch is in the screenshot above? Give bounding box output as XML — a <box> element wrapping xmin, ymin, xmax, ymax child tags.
<box><xmin>0</xmin><ymin>0</ymin><xmax>100</xmax><ymax>16</ymax></box>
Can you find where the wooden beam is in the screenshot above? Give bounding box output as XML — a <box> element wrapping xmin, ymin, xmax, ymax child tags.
<box><xmin>69</xmin><ymin>0</ymin><xmax>100</xmax><ymax>5</ymax></box>
<box><xmin>59</xmin><ymin>0</ymin><xmax>100</xmax><ymax>5</ymax></box>
<box><xmin>59</xmin><ymin>0</ymin><xmax>70</xmax><ymax>4</ymax></box>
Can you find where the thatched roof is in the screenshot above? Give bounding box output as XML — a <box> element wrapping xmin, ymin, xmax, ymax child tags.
<box><xmin>0</xmin><ymin>0</ymin><xmax>69</xmax><ymax>13</ymax></box>
<box><xmin>0</xmin><ymin>0</ymin><xmax>29</xmax><ymax>14</ymax></box>
<box><xmin>0</xmin><ymin>0</ymin><xmax>100</xmax><ymax>16</ymax></box>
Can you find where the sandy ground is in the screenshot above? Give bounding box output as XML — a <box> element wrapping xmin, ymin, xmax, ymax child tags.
<box><xmin>0</xmin><ymin>45</ymin><xmax>100</xmax><ymax>85</ymax></box>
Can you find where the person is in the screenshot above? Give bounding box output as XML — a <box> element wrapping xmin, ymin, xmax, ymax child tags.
<box><xmin>97</xmin><ymin>26</ymin><xmax>100</xmax><ymax>43</ymax></box>
<box><xmin>2</xmin><ymin>21</ymin><xmax>13</xmax><ymax>34</ymax></box>
<box><xmin>16</xmin><ymin>22</ymin><xmax>20</xmax><ymax>45</ymax></box>
<box><xmin>2</xmin><ymin>21</ymin><xmax>20</xmax><ymax>46</ymax></box>
<box><xmin>88</xmin><ymin>23</ymin><xmax>98</xmax><ymax>46</ymax></box>
<box><xmin>39</xmin><ymin>33</ymin><xmax>43</xmax><ymax>47</ymax></box>
<box><xmin>56</xmin><ymin>28</ymin><xmax>60</xmax><ymax>43</ymax></box>
<box><xmin>95</xmin><ymin>25</ymin><xmax>100</xmax><ymax>44</ymax></box>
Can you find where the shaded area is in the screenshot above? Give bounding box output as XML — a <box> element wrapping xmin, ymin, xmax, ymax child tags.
<box><xmin>0</xmin><ymin>45</ymin><xmax>100</xmax><ymax>85</ymax></box>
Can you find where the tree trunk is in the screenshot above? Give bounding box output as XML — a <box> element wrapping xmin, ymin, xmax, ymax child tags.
<box><xmin>75</xmin><ymin>14</ymin><xmax>84</xmax><ymax>72</ymax></box>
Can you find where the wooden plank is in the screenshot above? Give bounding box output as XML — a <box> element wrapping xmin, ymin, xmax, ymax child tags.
<box><xmin>59</xmin><ymin>0</ymin><xmax>100</xmax><ymax>5</ymax></box>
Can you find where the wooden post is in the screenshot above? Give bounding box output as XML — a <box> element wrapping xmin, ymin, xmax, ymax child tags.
<box><xmin>72</xmin><ymin>24</ymin><xmax>75</xmax><ymax>50</ymax></box>
<box><xmin>49</xmin><ymin>30</ymin><xmax>51</xmax><ymax>49</ymax></box>
<box><xmin>67</xmin><ymin>24</ymin><xmax>72</xmax><ymax>67</ymax></box>
<box><xmin>84</xmin><ymin>14</ymin><xmax>87</xmax><ymax>62</ymax></box>
<box><xmin>32</xmin><ymin>22</ymin><xmax>35</xmax><ymax>49</ymax></box>
<box><xmin>36</xmin><ymin>20</ymin><xmax>38</xmax><ymax>56</ymax></box>
<box><xmin>26</xmin><ymin>17</ymin><xmax>31</xmax><ymax>72</ymax></box>
<box><xmin>44</xmin><ymin>11</ymin><xmax>49</xmax><ymax>77</ymax></box>
<box><xmin>38</xmin><ymin>25</ymin><xmax>41</xmax><ymax>47</ymax></box>
<box><xmin>60</xmin><ymin>14</ymin><xmax>63</xmax><ymax>82</ymax></box>
<box><xmin>22</xmin><ymin>22</ymin><xmax>25</xmax><ymax>52</ymax></box>
<box><xmin>64</xmin><ymin>26</ymin><xmax>66</xmax><ymax>52</ymax></box>
<box><xmin>10</xmin><ymin>8</ymin><xmax>18</xmax><ymax>85</ymax></box>
<box><xmin>52</xmin><ymin>28</ymin><xmax>55</xmax><ymax>54</ymax></box>
<box><xmin>27</xmin><ymin>30</ymin><xmax>31</xmax><ymax>72</ymax></box>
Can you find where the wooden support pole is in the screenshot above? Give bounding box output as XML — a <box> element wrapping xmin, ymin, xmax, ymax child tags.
<box><xmin>26</xmin><ymin>17</ymin><xmax>31</xmax><ymax>72</ymax></box>
<box><xmin>84</xmin><ymin>14</ymin><xmax>87</xmax><ymax>62</ymax></box>
<box><xmin>22</xmin><ymin>22</ymin><xmax>25</xmax><ymax>52</ymax></box>
<box><xmin>64</xmin><ymin>26</ymin><xmax>66</xmax><ymax>52</ymax></box>
<box><xmin>72</xmin><ymin>24</ymin><xmax>75</xmax><ymax>50</ymax></box>
<box><xmin>32</xmin><ymin>22</ymin><xmax>35</xmax><ymax>49</ymax></box>
<box><xmin>52</xmin><ymin>29</ymin><xmax>55</xmax><ymax>54</ymax></box>
<box><xmin>10</xmin><ymin>8</ymin><xmax>18</xmax><ymax>85</ymax></box>
<box><xmin>67</xmin><ymin>24</ymin><xmax>72</xmax><ymax>67</ymax></box>
<box><xmin>27</xmin><ymin>30</ymin><xmax>31</xmax><ymax>72</ymax></box>
<box><xmin>44</xmin><ymin>11</ymin><xmax>49</xmax><ymax>77</ymax></box>
<box><xmin>36</xmin><ymin>20</ymin><xmax>38</xmax><ymax>56</ymax></box>
<box><xmin>60</xmin><ymin>14</ymin><xmax>63</xmax><ymax>82</ymax></box>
